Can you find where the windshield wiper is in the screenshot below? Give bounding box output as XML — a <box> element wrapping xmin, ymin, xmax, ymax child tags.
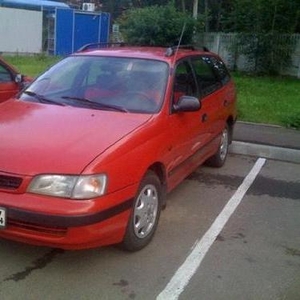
<box><xmin>61</xmin><ymin>96</ymin><xmax>128</xmax><ymax>113</ymax></box>
<box><xmin>23</xmin><ymin>91</ymin><xmax>65</xmax><ymax>106</ymax></box>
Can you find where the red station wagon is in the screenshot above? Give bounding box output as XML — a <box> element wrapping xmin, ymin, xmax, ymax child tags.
<box><xmin>0</xmin><ymin>45</ymin><xmax>237</xmax><ymax>251</ymax></box>
<box><xmin>0</xmin><ymin>57</ymin><xmax>30</xmax><ymax>102</ymax></box>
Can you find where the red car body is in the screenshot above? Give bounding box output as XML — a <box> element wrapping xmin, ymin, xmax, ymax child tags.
<box><xmin>0</xmin><ymin>46</ymin><xmax>236</xmax><ymax>250</ymax></box>
<box><xmin>0</xmin><ymin>57</ymin><xmax>31</xmax><ymax>102</ymax></box>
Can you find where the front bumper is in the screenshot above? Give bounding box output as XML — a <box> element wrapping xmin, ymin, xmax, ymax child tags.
<box><xmin>0</xmin><ymin>185</ymin><xmax>137</xmax><ymax>249</ymax></box>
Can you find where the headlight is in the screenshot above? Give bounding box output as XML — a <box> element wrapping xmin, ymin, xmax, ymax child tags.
<box><xmin>28</xmin><ymin>174</ymin><xmax>107</xmax><ymax>199</ymax></box>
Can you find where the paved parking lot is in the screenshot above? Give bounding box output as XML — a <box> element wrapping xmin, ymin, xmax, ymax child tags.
<box><xmin>0</xmin><ymin>154</ymin><xmax>299</xmax><ymax>300</ymax></box>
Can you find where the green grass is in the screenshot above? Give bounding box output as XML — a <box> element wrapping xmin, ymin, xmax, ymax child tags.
<box><xmin>3</xmin><ymin>54</ymin><xmax>61</xmax><ymax>77</ymax></box>
<box><xmin>3</xmin><ymin>55</ymin><xmax>300</xmax><ymax>129</ymax></box>
<box><xmin>233</xmin><ymin>73</ymin><xmax>300</xmax><ymax>129</ymax></box>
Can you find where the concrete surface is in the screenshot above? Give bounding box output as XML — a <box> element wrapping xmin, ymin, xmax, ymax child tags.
<box><xmin>230</xmin><ymin>122</ymin><xmax>300</xmax><ymax>164</ymax></box>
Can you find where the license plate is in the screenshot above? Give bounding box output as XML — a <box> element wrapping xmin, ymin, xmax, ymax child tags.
<box><xmin>0</xmin><ymin>207</ymin><xmax>7</xmax><ymax>229</ymax></box>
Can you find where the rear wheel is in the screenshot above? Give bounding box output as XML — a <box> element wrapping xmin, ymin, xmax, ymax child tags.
<box><xmin>121</xmin><ymin>171</ymin><xmax>162</xmax><ymax>251</ymax></box>
<box><xmin>206</xmin><ymin>125</ymin><xmax>229</xmax><ymax>168</ymax></box>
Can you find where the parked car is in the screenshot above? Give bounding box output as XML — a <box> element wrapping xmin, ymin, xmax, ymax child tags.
<box><xmin>0</xmin><ymin>45</ymin><xmax>236</xmax><ymax>251</ymax></box>
<box><xmin>0</xmin><ymin>57</ymin><xmax>31</xmax><ymax>102</ymax></box>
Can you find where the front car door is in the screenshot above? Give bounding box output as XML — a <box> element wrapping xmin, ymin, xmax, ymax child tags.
<box><xmin>166</xmin><ymin>59</ymin><xmax>209</xmax><ymax>190</ymax></box>
<box><xmin>165</xmin><ymin>54</ymin><xmax>235</xmax><ymax>191</ymax></box>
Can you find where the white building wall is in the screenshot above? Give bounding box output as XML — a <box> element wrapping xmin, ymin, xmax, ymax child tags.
<box><xmin>0</xmin><ymin>7</ymin><xmax>42</xmax><ymax>53</ymax></box>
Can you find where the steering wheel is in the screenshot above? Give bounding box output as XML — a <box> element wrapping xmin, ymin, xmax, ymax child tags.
<box><xmin>124</xmin><ymin>91</ymin><xmax>157</xmax><ymax>111</ymax></box>
<box><xmin>125</xmin><ymin>91</ymin><xmax>152</xmax><ymax>101</ymax></box>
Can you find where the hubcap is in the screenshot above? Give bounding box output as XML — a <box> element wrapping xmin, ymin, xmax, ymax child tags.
<box><xmin>133</xmin><ymin>184</ymin><xmax>158</xmax><ymax>239</ymax></box>
<box><xmin>219</xmin><ymin>128</ymin><xmax>229</xmax><ymax>161</ymax></box>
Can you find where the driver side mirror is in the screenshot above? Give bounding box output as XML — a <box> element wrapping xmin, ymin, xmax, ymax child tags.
<box><xmin>173</xmin><ymin>96</ymin><xmax>201</xmax><ymax>113</ymax></box>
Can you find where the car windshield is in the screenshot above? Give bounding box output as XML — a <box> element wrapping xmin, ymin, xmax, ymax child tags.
<box><xmin>19</xmin><ymin>56</ymin><xmax>169</xmax><ymax>113</ymax></box>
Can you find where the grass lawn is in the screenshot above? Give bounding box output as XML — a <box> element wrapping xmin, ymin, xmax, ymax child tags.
<box><xmin>3</xmin><ymin>54</ymin><xmax>61</xmax><ymax>77</ymax></box>
<box><xmin>3</xmin><ymin>55</ymin><xmax>300</xmax><ymax>129</ymax></box>
<box><xmin>233</xmin><ymin>73</ymin><xmax>300</xmax><ymax>129</ymax></box>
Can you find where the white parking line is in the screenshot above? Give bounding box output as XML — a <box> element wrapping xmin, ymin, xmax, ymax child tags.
<box><xmin>157</xmin><ymin>157</ymin><xmax>266</xmax><ymax>300</ymax></box>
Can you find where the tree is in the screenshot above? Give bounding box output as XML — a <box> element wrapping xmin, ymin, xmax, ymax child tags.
<box><xmin>118</xmin><ymin>3</ymin><xmax>196</xmax><ymax>46</ymax></box>
<box><xmin>222</xmin><ymin>0</ymin><xmax>300</xmax><ymax>33</ymax></box>
<box><xmin>219</xmin><ymin>0</ymin><xmax>300</xmax><ymax>74</ymax></box>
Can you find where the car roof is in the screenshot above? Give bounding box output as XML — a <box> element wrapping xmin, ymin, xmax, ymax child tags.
<box><xmin>73</xmin><ymin>44</ymin><xmax>216</xmax><ymax>64</ymax></box>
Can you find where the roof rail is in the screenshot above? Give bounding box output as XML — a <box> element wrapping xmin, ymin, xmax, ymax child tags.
<box><xmin>77</xmin><ymin>42</ymin><xmax>126</xmax><ymax>52</ymax></box>
<box><xmin>165</xmin><ymin>45</ymin><xmax>209</xmax><ymax>57</ymax></box>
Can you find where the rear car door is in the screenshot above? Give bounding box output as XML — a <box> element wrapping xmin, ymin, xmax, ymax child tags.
<box><xmin>0</xmin><ymin>63</ymin><xmax>18</xmax><ymax>103</ymax></box>
<box><xmin>190</xmin><ymin>55</ymin><xmax>229</xmax><ymax>143</ymax></box>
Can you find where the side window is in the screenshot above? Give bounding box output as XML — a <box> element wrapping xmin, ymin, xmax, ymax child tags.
<box><xmin>209</xmin><ymin>56</ymin><xmax>231</xmax><ymax>84</ymax></box>
<box><xmin>191</xmin><ymin>57</ymin><xmax>222</xmax><ymax>98</ymax></box>
<box><xmin>0</xmin><ymin>65</ymin><xmax>13</xmax><ymax>82</ymax></box>
<box><xmin>173</xmin><ymin>61</ymin><xmax>197</xmax><ymax>103</ymax></box>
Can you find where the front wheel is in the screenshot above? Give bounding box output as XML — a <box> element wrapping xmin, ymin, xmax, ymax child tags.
<box><xmin>206</xmin><ymin>125</ymin><xmax>229</xmax><ymax>168</ymax></box>
<box><xmin>121</xmin><ymin>171</ymin><xmax>162</xmax><ymax>251</ymax></box>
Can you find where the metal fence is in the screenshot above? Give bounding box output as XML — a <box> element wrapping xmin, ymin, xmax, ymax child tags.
<box><xmin>195</xmin><ymin>33</ymin><xmax>300</xmax><ymax>78</ymax></box>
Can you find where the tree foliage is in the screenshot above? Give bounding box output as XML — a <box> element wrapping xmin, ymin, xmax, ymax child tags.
<box><xmin>219</xmin><ymin>0</ymin><xmax>300</xmax><ymax>75</ymax></box>
<box><xmin>222</xmin><ymin>0</ymin><xmax>300</xmax><ymax>33</ymax></box>
<box><xmin>118</xmin><ymin>3</ymin><xmax>196</xmax><ymax>46</ymax></box>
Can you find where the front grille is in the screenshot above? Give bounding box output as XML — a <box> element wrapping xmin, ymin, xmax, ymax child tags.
<box><xmin>0</xmin><ymin>175</ymin><xmax>23</xmax><ymax>190</ymax></box>
<box><xmin>8</xmin><ymin>219</ymin><xmax>67</xmax><ymax>237</ymax></box>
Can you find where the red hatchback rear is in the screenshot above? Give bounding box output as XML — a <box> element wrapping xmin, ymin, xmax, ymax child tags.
<box><xmin>0</xmin><ymin>45</ymin><xmax>236</xmax><ymax>251</ymax></box>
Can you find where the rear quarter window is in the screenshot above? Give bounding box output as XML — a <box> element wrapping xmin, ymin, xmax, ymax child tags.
<box><xmin>209</xmin><ymin>56</ymin><xmax>231</xmax><ymax>85</ymax></box>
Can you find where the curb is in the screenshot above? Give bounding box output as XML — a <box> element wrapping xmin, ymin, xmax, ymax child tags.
<box><xmin>229</xmin><ymin>141</ymin><xmax>300</xmax><ymax>164</ymax></box>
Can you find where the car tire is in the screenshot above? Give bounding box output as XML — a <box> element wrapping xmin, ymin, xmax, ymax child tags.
<box><xmin>121</xmin><ymin>171</ymin><xmax>162</xmax><ymax>251</ymax></box>
<box><xmin>206</xmin><ymin>124</ymin><xmax>229</xmax><ymax>168</ymax></box>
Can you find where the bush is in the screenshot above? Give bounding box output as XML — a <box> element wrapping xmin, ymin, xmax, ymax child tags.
<box><xmin>118</xmin><ymin>3</ymin><xmax>196</xmax><ymax>46</ymax></box>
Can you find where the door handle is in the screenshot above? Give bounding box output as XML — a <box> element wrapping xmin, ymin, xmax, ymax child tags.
<box><xmin>201</xmin><ymin>113</ymin><xmax>208</xmax><ymax>122</ymax></box>
<box><xmin>224</xmin><ymin>100</ymin><xmax>229</xmax><ymax>107</ymax></box>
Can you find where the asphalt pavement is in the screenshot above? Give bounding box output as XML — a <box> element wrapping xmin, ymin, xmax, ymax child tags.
<box><xmin>230</xmin><ymin>121</ymin><xmax>300</xmax><ymax>164</ymax></box>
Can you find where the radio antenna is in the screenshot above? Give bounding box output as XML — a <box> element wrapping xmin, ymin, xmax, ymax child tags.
<box><xmin>174</xmin><ymin>22</ymin><xmax>186</xmax><ymax>59</ymax></box>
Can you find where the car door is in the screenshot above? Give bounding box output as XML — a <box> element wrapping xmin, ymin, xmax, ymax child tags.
<box><xmin>166</xmin><ymin>59</ymin><xmax>210</xmax><ymax>190</ymax></box>
<box><xmin>0</xmin><ymin>63</ymin><xmax>18</xmax><ymax>103</ymax></box>
<box><xmin>190</xmin><ymin>55</ymin><xmax>227</xmax><ymax>143</ymax></box>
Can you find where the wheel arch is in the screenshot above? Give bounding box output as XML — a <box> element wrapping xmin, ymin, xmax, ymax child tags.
<box><xmin>226</xmin><ymin>116</ymin><xmax>235</xmax><ymax>144</ymax></box>
<box><xmin>148</xmin><ymin>162</ymin><xmax>167</xmax><ymax>208</ymax></box>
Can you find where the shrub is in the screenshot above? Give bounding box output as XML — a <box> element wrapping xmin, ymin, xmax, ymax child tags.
<box><xmin>118</xmin><ymin>3</ymin><xmax>196</xmax><ymax>46</ymax></box>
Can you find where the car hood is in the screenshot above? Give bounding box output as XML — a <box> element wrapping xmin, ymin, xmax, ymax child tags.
<box><xmin>0</xmin><ymin>100</ymin><xmax>152</xmax><ymax>175</ymax></box>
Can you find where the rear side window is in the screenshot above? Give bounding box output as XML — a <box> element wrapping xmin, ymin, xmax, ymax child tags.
<box><xmin>191</xmin><ymin>57</ymin><xmax>222</xmax><ymax>98</ymax></box>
